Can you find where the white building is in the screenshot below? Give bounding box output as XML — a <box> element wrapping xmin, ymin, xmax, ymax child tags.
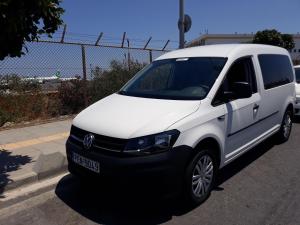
<box><xmin>187</xmin><ymin>33</ymin><xmax>300</xmax><ymax>61</ymax></box>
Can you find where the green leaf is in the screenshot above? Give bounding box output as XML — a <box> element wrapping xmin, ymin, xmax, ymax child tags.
<box><xmin>0</xmin><ymin>0</ymin><xmax>64</xmax><ymax>60</ymax></box>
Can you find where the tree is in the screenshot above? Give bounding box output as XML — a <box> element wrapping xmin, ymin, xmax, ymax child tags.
<box><xmin>252</xmin><ymin>29</ymin><xmax>295</xmax><ymax>51</ymax></box>
<box><xmin>281</xmin><ymin>34</ymin><xmax>295</xmax><ymax>51</ymax></box>
<box><xmin>0</xmin><ymin>0</ymin><xmax>64</xmax><ymax>60</ymax></box>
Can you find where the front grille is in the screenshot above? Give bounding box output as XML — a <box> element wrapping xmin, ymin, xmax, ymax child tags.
<box><xmin>69</xmin><ymin>125</ymin><xmax>128</xmax><ymax>153</ymax></box>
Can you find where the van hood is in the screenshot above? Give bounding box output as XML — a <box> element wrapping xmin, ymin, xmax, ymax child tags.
<box><xmin>72</xmin><ymin>93</ymin><xmax>200</xmax><ymax>139</ymax></box>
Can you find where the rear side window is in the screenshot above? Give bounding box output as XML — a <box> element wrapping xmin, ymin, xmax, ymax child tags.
<box><xmin>295</xmin><ymin>68</ymin><xmax>300</xmax><ymax>83</ymax></box>
<box><xmin>258</xmin><ymin>54</ymin><xmax>294</xmax><ymax>90</ymax></box>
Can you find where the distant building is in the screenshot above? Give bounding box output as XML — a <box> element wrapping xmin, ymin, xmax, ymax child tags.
<box><xmin>187</xmin><ymin>33</ymin><xmax>300</xmax><ymax>61</ymax></box>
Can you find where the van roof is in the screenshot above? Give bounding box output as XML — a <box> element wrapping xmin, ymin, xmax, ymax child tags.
<box><xmin>156</xmin><ymin>44</ymin><xmax>288</xmax><ymax>60</ymax></box>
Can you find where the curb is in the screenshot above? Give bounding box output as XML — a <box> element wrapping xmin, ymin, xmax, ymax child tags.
<box><xmin>1</xmin><ymin>151</ymin><xmax>68</xmax><ymax>194</ymax></box>
<box><xmin>0</xmin><ymin>172</ymin><xmax>69</xmax><ymax>210</ymax></box>
<box><xmin>0</xmin><ymin>115</ymin><xmax>75</xmax><ymax>132</ymax></box>
<box><xmin>3</xmin><ymin>171</ymin><xmax>38</xmax><ymax>192</ymax></box>
<box><xmin>2</xmin><ymin>167</ymin><xmax>68</xmax><ymax>193</ymax></box>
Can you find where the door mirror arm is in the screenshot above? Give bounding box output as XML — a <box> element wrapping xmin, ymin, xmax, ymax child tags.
<box><xmin>232</xmin><ymin>82</ymin><xmax>252</xmax><ymax>99</ymax></box>
<box><xmin>213</xmin><ymin>82</ymin><xmax>252</xmax><ymax>106</ymax></box>
<box><xmin>222</xmin><ymin>91</ymin><xmax>235</xmax><ymax>103</ymax></box>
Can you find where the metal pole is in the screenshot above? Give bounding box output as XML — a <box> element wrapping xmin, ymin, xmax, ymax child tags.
<box><xmin>149</xmin><ymin>50</ymin><xmax>153</xmax><ymax>63</ymax></box>
<box><xmin>95</xmin><ymin>32</ymin><xmax>103</xmax><ymax>46</ymax></box>
<box><xmin>127</xmin><ymin>39</ymin><xmax>131</xmax><ymax>71</ymax></box>
<box><xmin>81</xmin><ymin>45</ymin><xmax>88</xmax><ymax>107</ymax></box>
<box><xmin>121</xmin><ymin>32</ymin><xmax>126</xmax><ymax>48</ymax></box>
<box><xmin>61</xmin><ymin>24</ymin><xmax>67</xmax><ymax>43</ymax></box>
<box><xmin>143</xmin><ymin>37</ymin><xmax>152</xmax><ymax>49</ymax></box>
<box><xmin>179</xmin><ymin>0</ymin><xmax>185</xmax><ymax>49</ymax></box>
<box><xmin>162</xmin><ymin>40</ymin><xmax>170</xmax><ymax>51</ymax></box>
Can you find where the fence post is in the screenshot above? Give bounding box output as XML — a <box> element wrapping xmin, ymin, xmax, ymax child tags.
<box><xmin>127</xmin><ymin>39</ymin><xmax>131</xmax><ymax>71</ymax></box>
<box><xmin>149</xmin><ymin>50</ymin><xmax>153</xmax><ymax>63</ymax></box>
<box><xmin>81</xmin><ymin>45</ymin><xmax>88</xmax><ymax>107</ymax></box>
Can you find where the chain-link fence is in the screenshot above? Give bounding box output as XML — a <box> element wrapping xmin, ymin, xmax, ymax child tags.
<box><xmin>0</xmin><ymin>40</ymin><xmax>169</xmax><ymax>126</ymax></box>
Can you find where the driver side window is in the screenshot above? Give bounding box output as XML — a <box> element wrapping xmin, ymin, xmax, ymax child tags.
<box><xmin>137</xmin><ymin>63</ymin><xmax>173</xmax><ymax>90</ymax></box>
<box><xmin>213</xmin><ymin>57</ymin><xmax>257</xmax><ymax>106</ymax></box>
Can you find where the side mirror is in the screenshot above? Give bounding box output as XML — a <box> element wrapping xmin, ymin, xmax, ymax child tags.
<box><xmin>232</xmin><ymin>82</ymin><xmax>252</xmax><ymax>99</ymax></box>
<box><xmin>221</xmin><ymin>82</ymin><xmax>252</xmax><ymax>102</ymax></box>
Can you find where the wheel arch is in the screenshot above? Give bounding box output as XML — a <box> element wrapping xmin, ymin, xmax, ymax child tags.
<box><xmin>286</xmin><ymin>103</ymin><xmax>294</xmax><ymax>117</ymax></box>
<box><xmin>193</xmin><ymin>137</ymin><xmax>222</xmax><ymax>169</ymax></box>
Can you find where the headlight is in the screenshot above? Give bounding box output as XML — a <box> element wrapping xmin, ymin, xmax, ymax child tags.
<box><xmin>124</xmin><ymin>130</ymin><xmax>180</xmax><ymax>155</ymax></box>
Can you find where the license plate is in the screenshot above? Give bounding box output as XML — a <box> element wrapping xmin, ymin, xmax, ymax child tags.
<box><xmin>72</xmin><ymin>152</ymin><xmax>100</xmax><ymax>173</ymax></box>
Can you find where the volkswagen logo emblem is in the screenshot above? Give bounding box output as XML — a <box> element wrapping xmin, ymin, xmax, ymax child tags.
<box><xmin>83</xmin><ymin>133</ymin><xmax>95</xmax><ymax>150</ymax></box>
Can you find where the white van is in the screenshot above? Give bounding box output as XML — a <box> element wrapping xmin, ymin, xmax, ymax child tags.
<box><xmin>66</xmin><ymin>44</ymin><xmax>295</xmax><ymax>205</ymax></box>
<box><xmin>295</xmin><ymin>65</ymin><xmax>300</xmax><ymax>116</ymax></box>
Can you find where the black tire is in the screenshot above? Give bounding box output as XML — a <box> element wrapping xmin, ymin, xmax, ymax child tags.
<box><xmin>276</xmin><ymin>109</ymin><xmax>293</xmax><ymax>143</ymax></box>
<box><xmin>183</xmin><ymin>149</ymin><xmax>218</xmax><ymax>206</ymax></box>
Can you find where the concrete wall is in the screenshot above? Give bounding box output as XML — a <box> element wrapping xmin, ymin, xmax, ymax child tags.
<box><xmin>204</xmin><ymin>38</ymin><xmax>253</xmax><ymax>45</ymax></box>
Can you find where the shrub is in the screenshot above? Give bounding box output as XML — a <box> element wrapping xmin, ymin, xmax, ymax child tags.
<box><xmin>0</xmin><ymin>74</ymin><xmax>41</xmax><ymax>93</ymax></box>
<box><xmin>89</xmin><ymin>59</ymin><xmax>145</xmax><ymax>103</ymax></box>
<box><xmin>58</xmin><ymin>78</ymin><xmax>86</xmax><ymax>115</ymax></box>
<box><xmin>0</xmin><ymin>59</ymin><xmax>147</xmax><ymax>126</ymax></box>
<box><xmin>0</xmin><ymin>109</ymin><xmax>11</xmax><ymax>127</ymax></box>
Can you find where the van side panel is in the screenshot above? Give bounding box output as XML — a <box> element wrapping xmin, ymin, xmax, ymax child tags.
<box><xmin>170</xmin><ymin>46</ymin><xmax>295</xmax><ymax>169</ymax></box>
<box><xmin>254</xmin><ymin>54</ymin><xmax>295</xmax><ymax>136</ymax></box>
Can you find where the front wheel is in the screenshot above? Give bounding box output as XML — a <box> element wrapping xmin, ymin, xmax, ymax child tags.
<box><xmin>183</xmin><ymin>149</ymin><xmax>217</xmax><ymax>205</ymax></box>
<box><xmin>276</xmin><ymin>109</ymin><xmax>293</xmax><ymax>143</ymax></box>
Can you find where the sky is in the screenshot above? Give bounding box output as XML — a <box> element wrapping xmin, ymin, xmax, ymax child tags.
<box><xmin>59</xmin><ymin>0</ymin><xmax>300</xmax><ymax>48</ymax></box>
<box><xmin>1</xmin><ymin>0</ymin><xmax>300</xmax><ymax>78</ymax></box>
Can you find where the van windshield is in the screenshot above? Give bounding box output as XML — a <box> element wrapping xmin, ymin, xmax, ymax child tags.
<box><xmin>296</xmin><ymin>68</ymin><xmax>300</xmax><ymax>83</ymax></box>
<box><xmin>119</xmin><ymin>57</ymin><xmax>227</xmax><ymax>100</ymax></box>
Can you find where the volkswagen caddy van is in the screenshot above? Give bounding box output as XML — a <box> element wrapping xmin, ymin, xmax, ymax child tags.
<box><xmin>66</xmin><ymin>44</ymin><xmax>295</xmax><ymax>205</ymax></box>
<box><xmin>295</xmin><ymin>65</ymin><xmax>300</xmax><ymax>116</ymax></box>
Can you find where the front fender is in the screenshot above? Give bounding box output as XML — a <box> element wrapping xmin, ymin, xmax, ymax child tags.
<box><xmin>173</xmin><ymin>120</ymin><xmax>226</xmax><ymax>168</ymax></box>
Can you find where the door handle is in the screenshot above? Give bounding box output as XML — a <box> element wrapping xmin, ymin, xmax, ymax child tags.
<box><xmin>253</xmin><ymin>104</ymin><xmax>260</xmax><ymax>110</ymax></box>
<box><xmin>218</xmin><ymin>115</ymin><xmax>225</xmax><ymax>121</ymax></box>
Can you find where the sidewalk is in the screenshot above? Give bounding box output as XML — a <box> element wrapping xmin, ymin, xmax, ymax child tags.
<box><xmin>0</xmin><ymin>119</ymin><xmax>72</xmax><ymax>197</ymax></box>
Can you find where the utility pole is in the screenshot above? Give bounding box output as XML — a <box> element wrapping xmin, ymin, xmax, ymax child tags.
<box><xmin>179</xmin><ymin>0</ymin><xmax>185</xmax><ymax>49</ymax></box>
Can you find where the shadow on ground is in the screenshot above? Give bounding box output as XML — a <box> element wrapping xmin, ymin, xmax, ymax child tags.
<box><xmin>55</xmin><ymin>137</ymin><xmax>277</xmax><ymax>225</ymax></box>
<box><xmin>293</xmin><ymin>116</ymin><xmax>300</xmax><ymax>124</ymax></box>
<box><xmin>0</xmin><ymin>149</ymin><xmax>32</xmax><ymax>197</ymax></box>
<box><xmin>215</xmin><ymin>137</ymin><xmax>275</xmax><ymax>187</ymax></box>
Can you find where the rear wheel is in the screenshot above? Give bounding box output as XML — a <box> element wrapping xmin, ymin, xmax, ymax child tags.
<box><xmin>277</xmin><ymin>109</ymin><xmax>293</xmax><ymax>143</ymax></box>
<box><xmin>183</xmin><ymin>149</ymin><xmax>217</xmax><ymax>205</ymax></box>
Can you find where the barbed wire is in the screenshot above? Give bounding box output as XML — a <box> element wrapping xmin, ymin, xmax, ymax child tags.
<box><xmin>40</xmin><ymin>30</ymin><xmax>179</xmax><ymax>50</ymax></box>
<box><xmin>51</xmin><ymin>31</ymin><xmax>179</xmax><ymax>42</ymax></box>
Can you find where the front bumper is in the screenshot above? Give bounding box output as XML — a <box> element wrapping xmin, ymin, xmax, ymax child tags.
<box><xmin>66</xmin><ymin>138</ymin><xmax>193</xmax><ymax>197</ymax></box>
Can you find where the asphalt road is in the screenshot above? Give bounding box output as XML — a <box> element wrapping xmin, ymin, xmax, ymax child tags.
<box><xmin>1</xmin><ymin>121</ymin><xmax>300</xmax><ymax>225</ymax></box>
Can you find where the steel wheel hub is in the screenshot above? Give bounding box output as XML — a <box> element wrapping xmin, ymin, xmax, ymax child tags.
<box><xmin>192</xmin><ymin>155</ymin><xmax>214</xmax><ymax>198</ymax></box>
<box><xmin>283</xmin><ymin>113</ymin><xmax>292</xmax><ymax>138</ymax></box>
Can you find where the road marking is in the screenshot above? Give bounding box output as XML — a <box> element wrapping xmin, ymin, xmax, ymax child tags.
<box><xmin>0</xmin><ymin>132</ymin><xmax>69</xmax><ymax>150</ymax></box>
